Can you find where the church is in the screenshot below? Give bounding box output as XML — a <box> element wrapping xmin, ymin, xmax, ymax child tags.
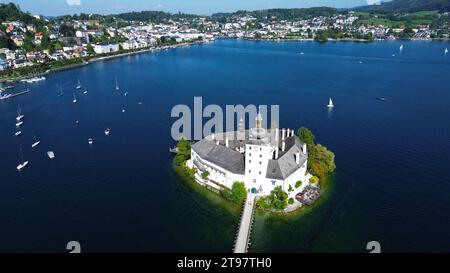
<box><xmin>186</xmin><ymin>112</ymin><xmax>311</xmax><ymax>197</ymax></box>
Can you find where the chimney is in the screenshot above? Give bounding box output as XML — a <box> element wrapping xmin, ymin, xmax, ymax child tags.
<box><xmin>291</xmin><ymin>129</ymin><xmax>294</xmax><ymax>137</ymax></box>
<box><xmin>275</xmin><ymin>147</ymin><xmax>279</xmax><ymax>159</ymax></box>
<box><xmin>296</xmin><ymin>152</ymin><xmax>300</xmax><ymax>164</ymax></box>
<box><xmin>212</xmin><ymin>134</ymin><xmax>215</xmax><ymax>140</ymax></box>
<box><xmin>225</xmin><ymin>138</ymin><xmax>229</xmax><ymax>148</ymax></box>
<box><xmin>303</xmin><ymin>144</ymin><xmax>307</xmax><ymax>155</ymax></box>
<box><xmin>282</xmin><ymin>129</ymin><xmax>286</xmax><ymax>141</ymax></box>
<box><xmin>282</xmin><ymin>141</ymin><xmax>286</xmax><ymax>152</ymax></box>
<box><xmin>275</xmin><ymin>128</ymin><xmax>279</xmax><ymax>141</ymax></box>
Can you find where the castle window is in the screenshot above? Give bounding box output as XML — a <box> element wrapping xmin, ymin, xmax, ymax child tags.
<box><xmin>260</xmin><ymin>155</ymin><xmax>262</xmax><ymax>158</ymax></box>
<box><xmin>259</xmin><ymin>171</ymin><xmax>262</xmax><ymax>175</ymax></box>
<box><xmin>249</xmin><ymin>153</ymin><xmax>252</xmax><ymax>157</ymax></box>
<box><xmin>260</xmin><ymin>148</ymin><xmax>262</xmax><ymax>151</ymax></box>
<box><xmin>249</xmin><ymin>160</ymin><xmax>252</xmax><ymax>163</ymax></box>
<box><xmin>272</xmin><ymin>181</ymin><xmax>276</xmax><ymax>186</ymax></box>
<box><xmin>249</xmin><ymin>147</ymin><xmax>252</xmax><ymax>150</ymax></box>
<box><xmin>259</xmin><ymin>161</ymin><xmax>262</xmax><ymax>165</ymax></box>
<box><xmin>249</xmin><ymin>170</ymin><xmax>251</xmax><ymax>174</ymax></box>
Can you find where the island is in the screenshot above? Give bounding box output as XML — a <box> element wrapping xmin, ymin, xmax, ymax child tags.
<box><xmin>173</xmin><ymin>111</ymin><xmax>335</xmax><ymax>213</ymax></box>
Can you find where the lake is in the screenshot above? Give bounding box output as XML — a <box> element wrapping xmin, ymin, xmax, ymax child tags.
<box><xmin>1</xmin><ymin>39</ymin><xmax>450</xmax><ymax>252</ymax></box>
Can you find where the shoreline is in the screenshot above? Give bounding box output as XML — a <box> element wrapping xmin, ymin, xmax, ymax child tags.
<box><xmin>175</xmin><ymin>157</ymin><xmax>321</xmax><ymax>215</ymax></box>
<box><xmin>0</xmin><ymin>40</ymin><xmax>206</xmax><ymax>83</ymax></box>
<box><xmin>222</xmin><ymin>36</ymin><xmax>450</xmax><ymax>43</ymax></box>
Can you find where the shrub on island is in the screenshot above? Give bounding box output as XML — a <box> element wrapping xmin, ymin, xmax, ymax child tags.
<box><xmin>256</xmin><ymin>186</ymin><xmax>289</xmax><ymax>211</ymax></box>
<box><xmin>220</xmin><ymin>181</ymin><xmax>247</xmax><ymax>205</ymax></box>
<box><xmin>297</xmin><ymin>127</ymin><xmax>336</xmax><ymax>179</ymax></box>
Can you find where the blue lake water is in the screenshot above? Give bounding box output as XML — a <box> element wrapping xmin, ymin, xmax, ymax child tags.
<box><xmin>1</xmin><ymin>39</ymin><xmax>450</xmax><ymax>252</ymax></box>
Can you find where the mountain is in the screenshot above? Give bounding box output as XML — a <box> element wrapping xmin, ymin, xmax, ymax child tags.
<box><xmin>355</xmin><ymin>0</ymin><xmax>450</xmax><ymax>13</ymax></box>
<box><xmin>213</xmin><ymin>7</ymin><xmax>338</xmax><ymax>22</ymax></box>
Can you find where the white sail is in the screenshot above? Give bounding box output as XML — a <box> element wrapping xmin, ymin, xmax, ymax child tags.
<box><xmin>446</xmin><ymin>48</ymin><xmax>448</xmax><ymax>54</ymax></box>
<box><xmin>327</xmin><ymin>98</ymin><xmax>334</xmax><ymax>108</ymax></box>
<box><xmin>400</xmin><ymin>44</ymin><xmax>403</xmax><ymax>51</ymax></box>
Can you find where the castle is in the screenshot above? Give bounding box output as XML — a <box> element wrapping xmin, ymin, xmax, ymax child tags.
<box><xmin>186</xmin><ymin>112</ymin><xmax>312</xmax><ymax>198</ymax></box>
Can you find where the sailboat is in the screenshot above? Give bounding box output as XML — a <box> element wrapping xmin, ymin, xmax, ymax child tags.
<box><xmin>16</xmin><ymin>121</ymin><xmax>23</xmax><ymax>127</ymax></box>
<box><xmin>15</xmin><ymin>130</ymin><xmax>22</xmax><ymax>137</ymax></box>
<box><xmin>76</xmin><ymin>80</ymin><xmax>82</xmax><ymax>90</ymax></box>
<box><xmin>400</xmin><ymin>44</ymin><xmax>404</xmax><ymax>51</ymax></box>
<box><xmin>17</xmin><ymin>148</ymin><xmax>29</xmax><ymax>171</ymax></box>
<box><xmin>88</xmin><ymin>138</ymin><xmax>94</xmax><ymax>145</ymax></box>
<box><xmin>83</xmin><ymin>90</ymin><xmax>88</xmax><ymax>95</ymax></box>
<box><xmin>105</xmin><ymin>128</ymin><xmax>111</xmax><ymax>136</ymax></box>
<box><xmin>73</xmin><ymin>94</ymin><xmax>77</xmax><ymax>104</ymax></box>
<box><xmin>445</xmin><ymin>48</ymin><xmax>448</xmax><ymax>55</ymax></box>
<box><xmin>16</xmin><ymin>104</ymin><xmax>24</xmax><ymax>121</ymax></box>
<box><xmin>31</xmin><ymin>130</ymin><xmax>41</xmax><ymax>148</ymax></box>
<box><xmin>115</xmin><ymin>78</ymin><xmax>120</xmax><ymax>91</ymax></box>
<box><xmin>327</xmin><ymin>98</ymin><xmax>334</xmax><ymax>108</ymax></box>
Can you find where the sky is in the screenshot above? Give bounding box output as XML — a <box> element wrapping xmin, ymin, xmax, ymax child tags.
<box><xmin>0</xmin><ymin>0</ymin><xmax>378</xmax><ymax>16</ymax></box>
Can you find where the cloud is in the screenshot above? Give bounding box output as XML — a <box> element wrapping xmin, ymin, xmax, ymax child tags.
<box><xmin>155</xmin><ymin>4</ymin><xmax>164</xmax><ymax>9</ymax></box>
<box><xmin>66</xmin><ymin>0</ymin><xmax>81</xmax><ymax>6</ymax></box>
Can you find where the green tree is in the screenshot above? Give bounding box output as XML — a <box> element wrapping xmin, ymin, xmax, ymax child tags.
<box><xmin>298</xmin><ymin>127</ymin><xmax>315</xmax><ymax>146</ymax></box>
<box><xmin>201</xmin><ymin>171</ymin><xmax>210</xmax><ymax>180</ymax></box>
<box><xmin>310</xmin><ymin>144</ymin><xmax>335</xmax><ymax>177</ymax></box>
<box><xmin>86</xmin><ymin>43</ymin><xmax>95</xmax><ymax>55</ymax></box>
<box><xmin>177</xmin><ymin>137</ymin><xmax>191</xmax><ymax>158</ymax></box>
<box><xmin>230</xmin><ymin>182</ymin><xmax>247</xmax><ymax>204</ymax></box>
<box><xmin>288</xmin><ymin>198</ymin><xmax>294</xmax><ymax>205</ymax></box>
<box><xmin>295</xmin><ymin>180</ymin><xmax>302</xmax><ymax>188</ymax></box>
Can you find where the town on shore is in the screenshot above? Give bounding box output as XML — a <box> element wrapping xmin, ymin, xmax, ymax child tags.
<box><xmin>1</xmin><ymin>2</ymin><xmax>450</xmax><ymax>81</ymax></box>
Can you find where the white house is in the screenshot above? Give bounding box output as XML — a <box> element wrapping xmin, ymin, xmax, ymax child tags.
<box><xmin>93</xmin><ymin>43</ymin><xmax>120</xmax><ymax>54</ymax></box>
<box><xmin>187</xmin><ymin>113</ymin><xmax>310</xmax><ymax>197</ymax></box>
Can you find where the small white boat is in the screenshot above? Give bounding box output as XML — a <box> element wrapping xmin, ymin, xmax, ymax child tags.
<box><xmin>105</xmin><ymin>128</ymin><xmax>111</xmax><ymax>136</ymax></box>
<box><xmin>115</xmin><ymin>78</ymin><xmax>120</xmax><ymax>91</ymax></box>
<box><xmin>124</xmin><ymin>91</ymin><xmax>128</xmax><ymax>97</ymax></box>
<box><xmin>327</xmin><ymin>98</ymin><xmax>334</xmax><ymax>108</ymax></box>
<box><xmin>400</xmin><ymin>44</ymin><xmax>403</xmax><ymax>51</ymax></box>
<box><xmin>445</xmin><ymin>48</ymin><xmax>448</xmax><ymax>54</ymax></box>
<box><xmin>16</xmin><ymin>121</ymin><xmax>23</xmax><ymax>127</ymax></box>
<box><xmin>300</xmin><ymin>52</ymin><xmax>304</xmax><ymax>55</ymax></box>
<box><xmin>16</xmin><ymin>105</ymin><xmax>24</xmax><ymax>121</ymax></box>
<box><xmin>31</xmin><ymin>131</ymin><xmax>40</xmax><ymax>148</ymax></box>
<box><xmin>122</xmin><ymin>109</ymin><xmax>126</xmax><ymax>113</ymax></box>
<box><xmin>17</xmin><ymin>161</ymin><xmax>29</xmax><ymax>171</ymax></box>
<box><xmin>83</xmin><ymin>90</ymin><xmax>88</xmax><ymax>95</ymax></box>
<box><xmin>32</xmin><ymin>141</ymin><xmax>41</xmax><ymax>148</ymax></box>
<box><xmin>15</xmin><ymin>131</ymin><xmax>22</xmax><ymax>137</ymax></box>
<box><xmin>17</xmin><ymin>148</ymin><xmax>29</xmax><ymax>171</ymax></box>
<box><xmin>73</xmin><ymin>94</ymin><xmax>77</xmax><ymax>104</ymax></box>
<box><xmin>88</xmin><ymin>138</ymin><xmax>94</xmax><ymax>145</ymax></box>
<box><xmin>47</xmin><ymin>151</ymin><xmax>55</xmax><ymax>159</ymax></box>
<box><xmin>76</xmin><ymin>80</ymin><xmax>82</xmax><ymax>90</ymax></box>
